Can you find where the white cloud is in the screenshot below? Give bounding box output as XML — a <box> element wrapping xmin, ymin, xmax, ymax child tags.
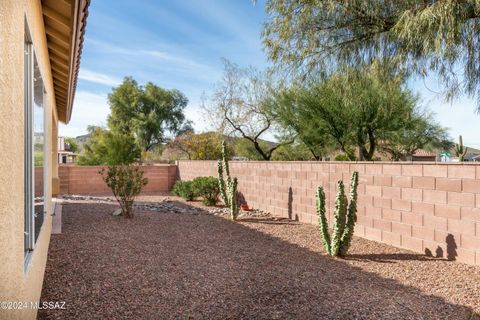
<box><xmin>173</xmin><ymin>0</ymin><xmax>262</xmax><ymax>52</ymax></box>
<box><xmin>85</xmin><ymin>39</ymin><xmax>220</xmax><ymax>80</ymax></box>
<box><xmin>59</xmin><ymin>91</ymin><xmax>110</xmax><ymax>137</ymax></box>
<box><xmin>139</xmin><ymin>49</ymin><xmax>212</xmax><ymax>71</ymax></box>
<box><xmin>78</xmin><ymin>68</ymin><xmax>121</xmax><ymax>86</ymax></box>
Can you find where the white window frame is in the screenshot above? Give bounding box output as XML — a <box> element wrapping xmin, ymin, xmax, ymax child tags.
<box><xmin>24</xmin><ymin>20</ymin><xmax>48</xmax><ymax>270</ymax></box>
<box><xmin>24</xmin><ymin>27</ymin><xmax>34</xmax><ymax>265</ymax></box>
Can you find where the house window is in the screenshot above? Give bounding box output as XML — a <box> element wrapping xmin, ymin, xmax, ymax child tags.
<box><xmin>24</xmin><ymin>26</ymin><xmax>46</xmax><ymax>263</ymax></box>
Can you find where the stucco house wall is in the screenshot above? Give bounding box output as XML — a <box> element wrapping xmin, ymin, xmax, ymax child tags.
<box><xmin>0</xmin><ymin>1</ymin><xmax>58</xmax><ymax>318</ymax></box>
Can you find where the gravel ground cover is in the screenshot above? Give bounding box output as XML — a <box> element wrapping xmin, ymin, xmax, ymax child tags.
<box><xmin>38</xmin><ymin>200</ymin><xmax>480</xmax><ymax>320</ymax></box>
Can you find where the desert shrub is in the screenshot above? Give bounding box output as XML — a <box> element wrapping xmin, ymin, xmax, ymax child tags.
<box><xmin>172</xmin><ymin>180</ymin><xmax>196</xmax><ymax>201</ymax></box>
<box><xmin>100</xmin><ymin>165</ymin><xmax>148</xmax><ymax>219</ymax></box>
<box><xmin>334</xmin><ymin>154</ymin><xmax>353</xmax><ymax>161</ymax></box>
<box><xmin>192</xmin><ymin>176</ymin><xmax>220</xmax><ymax>206</ymax></box>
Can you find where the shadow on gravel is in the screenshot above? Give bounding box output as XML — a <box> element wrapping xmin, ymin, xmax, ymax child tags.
<box><xmin>344</xmin><ymin>253</ymin><xmax>435</xmax><ymax>264</ymax></box>
<box><xmin>39</xmin><ymin>202</ymin><xmax>477</xmax><ymax>320</ymax></box>
<box><xmin>238</xmin><ymin>217</ymin><xmax>300</xmax><ymax>225</ymax></box>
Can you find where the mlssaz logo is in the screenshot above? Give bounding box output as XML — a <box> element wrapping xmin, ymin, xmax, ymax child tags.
<box><xmin>35</xmin><ymin>301</ymin><xmax>67</xmax><ymax>310</ymax></box>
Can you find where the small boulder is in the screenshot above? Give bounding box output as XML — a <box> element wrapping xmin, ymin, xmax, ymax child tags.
<box><xmin>112</xmin><ymin>209</ymin><xmax>123</xmax><ymax>216</ymax></box>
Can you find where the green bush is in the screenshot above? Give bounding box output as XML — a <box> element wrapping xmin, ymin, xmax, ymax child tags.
<box><xmin>99</xmin><ymin>165</ymin><xmax>148</xmax><ymax>219</ymax></box>
<box><xmin>334</xmin><ymin>154</ymin><xmax>352</xmax><ymax>161</ymax></box>
<box><xmin>172</xmin><ymin>180</ymin><xmax>196</xmax><ymax>201</ymax></box>
<box><xmin>192</xmin><ymin>176</ymin><xmax>220</xmax><ymax>206</ymax></box>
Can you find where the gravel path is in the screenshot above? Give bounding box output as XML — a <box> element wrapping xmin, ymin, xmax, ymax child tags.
<box><xmin>38</xmin><ymin>201</ymin><xmax>480</xmax><ymax>320</ymax></box>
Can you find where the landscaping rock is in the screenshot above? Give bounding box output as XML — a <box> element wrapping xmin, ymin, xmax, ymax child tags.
<box><xmin>61</xmin><ymin>194</ymin><xmax>271</xmax><ymax>219</ymax></box>
<box><xmin>112</xmin><ymin>209</ymin><xmax>122</xmax><ymax>216</ymax></box>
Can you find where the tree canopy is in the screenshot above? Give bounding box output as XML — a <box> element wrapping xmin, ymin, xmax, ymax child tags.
<box><xmin>108</xmin><ymin>77</ymin><xmax>190</xmax><ymax>152</ymax></box>
<box><xmin>77</xmin><ymin>126</ymin><xmax>141</xmax><ymax>165</ymax></box>
<box><xmin>263</xmin><ymin>0</ymin><xmax>480</xmax><ymax>107</ymax></box>
<box><xmin>167</xmin><ymin>132</ymin><xmax>227</xmax><ymax>160</ymax></box>
<box><xmin>202</xmin><ymin>60</ymin><xmax>293</xmax><ymax>160</ymax></box>
<box><xmin>273</xmin><ymin>87</ymin><xmax>334</xmax><ymax>160</ymax></box>
<box><xmin>274</xmin><ymin>64</ymin><xmax>449</xmax><ymax>161</ymax></box>
<box><xmin>379</xmin><ymin>108</ymin><xmax>451</xmax><ymax>160</ymax></box>
<box><xmin>64</xmin><ymin>137</ymin><xmax>78</xmax><ymax>154</ymax></box>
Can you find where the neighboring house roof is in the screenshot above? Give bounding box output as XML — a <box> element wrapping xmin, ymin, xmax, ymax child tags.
<box><xmin>464</xmin><ymin>153</ymin><xmax>480</xmax><ymax>161</ymax></box>
<box><xmin>412</xmin><ymin>149</ymin><xmax>437</xmax><ymax>157</ymax></box>
<box><xmin>41</xmin><ymin>0</ymin><xmax>90</xmax><ymax>123</ymax></box>
<box><xmin>75</xmin><ymin>133</ymin><xmax>90</xmax><ymax>141</ymax></box>
<box><xmin>58</xmin><ymin>150</ymin><xmax>76</xmax><ymax>155</ymax></box>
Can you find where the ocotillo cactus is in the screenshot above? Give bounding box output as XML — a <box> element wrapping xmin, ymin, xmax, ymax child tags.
<box><xmin>315</xmin><ymin>171</ymin><xmax>359</xmax><ymax>257</ymax></box>
<box><xmin>218</xmin><ymin>141</ymin><xmax>239</xmax><ymax>220</ymax></box>
<box><xmin>455</xmin><ymin>135</ymin><xmax>468</xmax><ymax>162</ymax></box>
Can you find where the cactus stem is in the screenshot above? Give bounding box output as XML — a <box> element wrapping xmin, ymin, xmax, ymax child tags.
<box><xmin>218</xmin><ymin>140</ymin><xmax>239</xmax><ymax>220</ymax></box>
<box><xmin>315</xmin><ymin>171</ymin><xmax>359</xmax><ymax>257</ymax></box>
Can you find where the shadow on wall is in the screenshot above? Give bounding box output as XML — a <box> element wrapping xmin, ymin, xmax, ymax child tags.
<box><xmin>237</xmin><ymin>185</ymin><xmax>460</xmax><ymax>264</ymax></box>
<box><xmin>424</xmin><ymin>233</ymin><xmax>458</xmax><ymax>261</ymax></box>
<box><xmin>238</xmin><ymin>187</ymin><xmax>298</xmax><ymax>221</ymax></box>
<box><xmin>237</xmin><ymin>191</ymin><xmax>247</xmax><ymax>206</ymax></box>
<box><xmin>233</xmin><ymin>183</ymin><xmax>459</xmax><ymax>264</ymax></box>
<box><xmin>287</xmin><ymin>187</ymin><xmax>299</xmax><ymax>221</ymax></box>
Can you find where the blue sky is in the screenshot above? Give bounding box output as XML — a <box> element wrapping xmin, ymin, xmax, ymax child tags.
<box><xmin>61</xmin><ymin>0</ymin><xmax>480</xmax><ymax>148</ymax></box>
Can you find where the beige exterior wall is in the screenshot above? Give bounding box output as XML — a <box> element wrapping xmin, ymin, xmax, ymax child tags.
<box><xmin>0</xmin><ymin>1</ymin><xmax>58</xmax><ymax>319</ymax></box>
<box><xmin>52</xmin><ymin>113</ymin><xmax>59</xmax><ymax>196</ymax></box>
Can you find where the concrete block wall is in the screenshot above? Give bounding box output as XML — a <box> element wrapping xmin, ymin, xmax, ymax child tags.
<box><xmin>59</xmin><ymin>165</ymin><xmax>177</xmax><ymax>194</ymax></box>
<box><xmin>177</xmin><ymin>161</ymin><xmax>480</xmax><ymax>266</ymax></box>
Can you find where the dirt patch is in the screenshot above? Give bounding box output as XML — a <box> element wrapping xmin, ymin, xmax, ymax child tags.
<box><xmin>38</xmin><ymin>202</ymin><xmax>480</xmax><ymax>320</ymax></box>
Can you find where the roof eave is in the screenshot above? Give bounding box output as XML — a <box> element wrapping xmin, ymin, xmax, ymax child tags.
<box><xmin>64</xmin><ymin>0</ymin><xmax>90</xmax><ymax>124</ymax></box>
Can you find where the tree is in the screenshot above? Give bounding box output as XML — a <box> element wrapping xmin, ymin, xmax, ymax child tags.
<box><xmin>342</xmin><ymin>66</ymin><xmax>416</xmax><ymax>161</ymax></box>
<box><xmin>167</xmin><ymin>132</ymin><xmax>228</xmax><ymax>160</ymax></box>
<box><xmin>379</xmin><ymin>109</ymin><xmax>450</xmax><ymax>161</ymax></box>
<box><xmin>202</xmin><ymin>60</ymin><xmax>293</xmax><ymax>160</ymax></box>
<box><xmin>64</xmin><ymin>137</ymin><xmax>78</xmax><ymax>153</ymax></box>
<box><xmin>141</xmin><ymin>144</ymin><xmax>166</xmax><ymax>162</ymax></box>
<box><xmin>272</xmin><ymin>88</ymin><xmax>334</xmax><ymax>160</ymax></box>
<box><xmin>263</xmin><ymin>1</ymin><xmax>480</xmax><ymax>107</ymax></box>
<box><xmin>271</xmin><ymin>143</ymin><xmax>316</xmax><ymax>161</ymax></box>
<box><xmin>77</xmin><ymin>126</ymin><xmax>140</xmax><ymax>165</ymax></box>
<box><xmin>301</xmin><ymin>80</ymin><xmax>358</xmax><ymax>160</ymax></box>
<box><xmin>233</xmin><ymin>138</ymin><xmax>273</xmax><ymax>160</ymax></box>
<box><xmin>274</xmin><ymin>64</ymin><xmax>424</xmax><ymax>161</ymax></box>
<box><xmin>108</xmin><ymin>77</ymin><xmax>190</xmax><ymax>152</ymax></box>
<box><xmin>77</xmin><ymin>126</ymin><xmax>105</xmax><ymax>165</ymax></box>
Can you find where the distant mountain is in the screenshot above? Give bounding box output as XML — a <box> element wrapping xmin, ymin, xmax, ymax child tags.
<box><xmin>75</xmin><ymin>133</ymin><xmax>90</xmax><ymax>147</ymax></box>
